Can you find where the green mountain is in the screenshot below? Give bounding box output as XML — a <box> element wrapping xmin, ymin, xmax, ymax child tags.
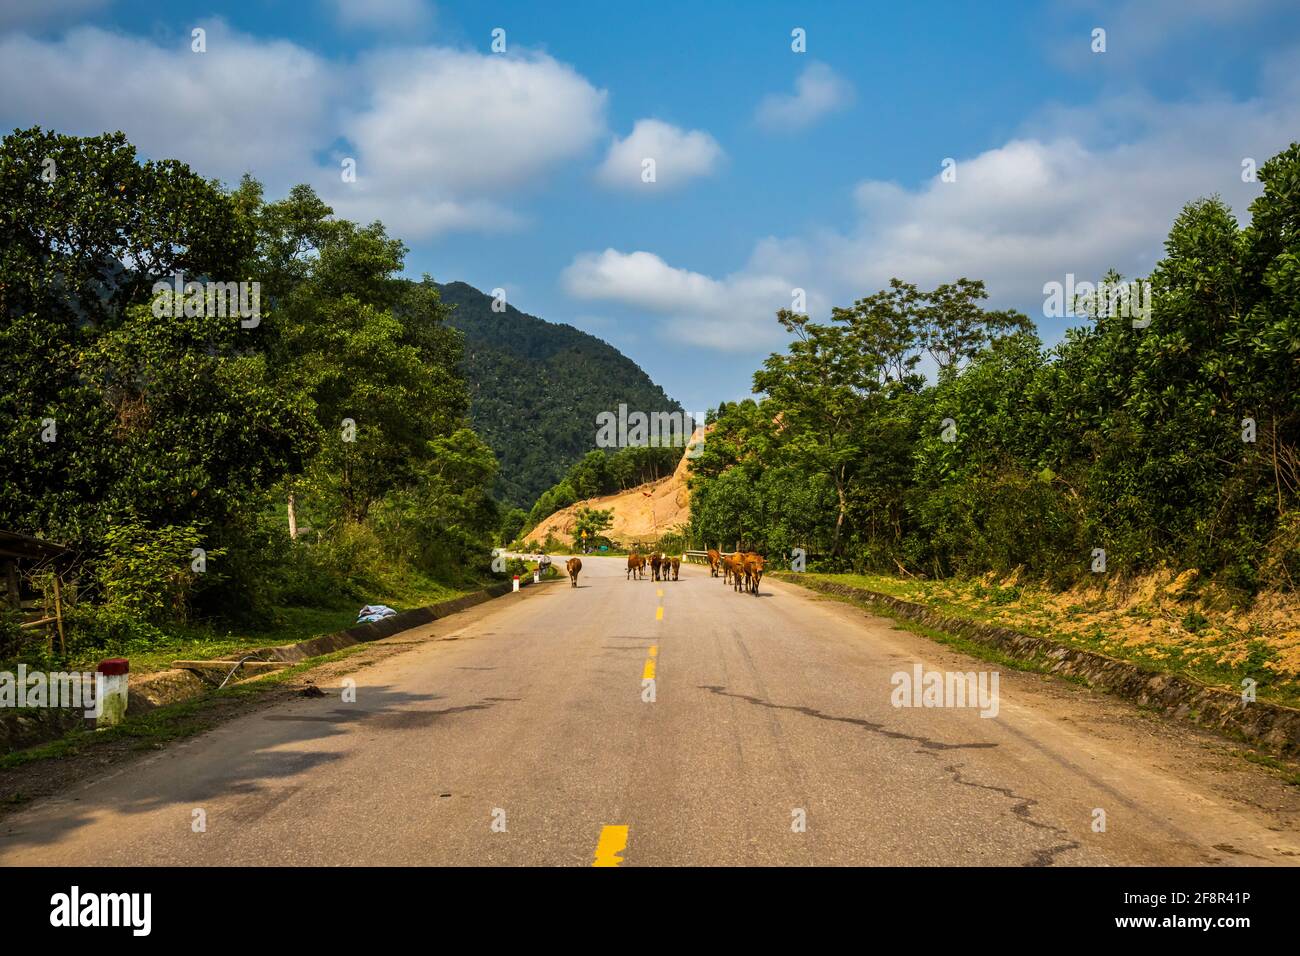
<box><xmin>435</xmin><ymin>281</ymin><xmax>681</xmax><ymax>507</ymax></box>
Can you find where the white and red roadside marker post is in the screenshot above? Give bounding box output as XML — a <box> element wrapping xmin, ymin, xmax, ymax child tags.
<box><xmin>512</xmin><ymin>575</ymin><xmax>520</xmax><ymax>592</ymax></box>
<box><xmin>96</xmin><ymin>657</ymin><xmax>129</xmax><ymax>728</ymax></box>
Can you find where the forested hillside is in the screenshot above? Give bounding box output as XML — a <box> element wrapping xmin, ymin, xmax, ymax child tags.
<box><xmin>689</xmin><ymin>143</ymin><xmax>1300</xmax><ymax>596</ymax></box>
<box><xmin>435</xmin><ymin>281</ymin><xmax>680</xmax><ymax>506</ymax></box>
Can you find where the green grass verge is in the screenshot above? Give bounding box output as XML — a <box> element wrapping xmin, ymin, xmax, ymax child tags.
<box><xmin>0</xmin><ymin>642</ymin><xmax>375</xmax><ymax>771</ymax></box>
<box><xmin>778</xmin><ymin>572</ymin><xmax>1300</xmax><ymax>782</ymax></box>
<box><xmin>789</xmin><ymin>572</ymin><xmax>1300</xmax><ymax>710</ymax></box>
<box><xmin>6</xmin><ymin>579</ymin><xmax>479</xmax><ymax>678</ymax></box>
<box><xmin>1237</xmin><ymin>750</ymin><xmax>1300</xmax><ymax>786</ymax></box>
<box><xmin>775</xmin><ymin>574</ymin><xmax>1069</xmax><ymax>679</ymax></box>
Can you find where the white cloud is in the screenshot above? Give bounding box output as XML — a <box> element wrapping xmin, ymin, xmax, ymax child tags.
<box><xmin>326</xmin><ymin>47</ymin><xmax>607</xmax><ymax>238</ymax></box>
<box><xmin>812</xmin><ymin>84</ymin><xmax>1300</xmax><ymax>308</ymax></box>
<box><xmin>326</xmin><ymin>0</ymin><xmax>433</xmax><ymax>31</ymax></box>
<box><xmin>562</xmin><ymin>249</ymin><xmax>811</xmax><ymax>350</ymax></box>
<box><xmin>342</xmin><ymin>48</ymin><xmax>605</xmax><ymax>193</ymax></box>
<box><xmin>0</xmin><ymin>27</ymin><xmax>608</xmax><ymax>240</ymax></box>
<box><xmin>1052</xmin><ymin>0</ymin><xmax>1286</xmax><ymax>68</ymax></box>
<box><xmin>0</xmin><ymin>0</ymin><xmax>108</xmax><ymax>32</ymax></box>
<box><xmin>595</xmin><ymin>119</ymin><xmax>723</xmax><ymax>191</ymax></box>
<box><xmin>567</xmin><ymin>55</ymin><xmax>1300</xmax><ymax>352</ymax></box>
<box><xmin>755</xmin><ymin>62</ymin><xmax>853</xmax><ymax>131</ymax></box>
<box><xmin>0</xmin><ymin>22</ymin><xmax>336</xmax><ymax>187</ymax></box>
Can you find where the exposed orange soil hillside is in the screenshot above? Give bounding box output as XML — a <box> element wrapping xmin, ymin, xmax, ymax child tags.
<box><xmin>526</xmin><ymin>428</ymin><xmax>704</xmax><ymax>547</ymax></box>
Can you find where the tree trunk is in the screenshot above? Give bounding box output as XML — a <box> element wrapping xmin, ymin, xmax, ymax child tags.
<box><xmin>832</xmin><ymin>476</ymin><xmax>847</xmax><ymax>557</ymax></box>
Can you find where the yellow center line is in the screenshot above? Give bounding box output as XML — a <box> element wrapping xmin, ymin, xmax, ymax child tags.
<box><xmin>655</xmin><ymin>606</ymin><xmax>664</xmax><ymax>621</ymax></box>
<box><xmin>593</xmin><ymin>824</ymin><xmax>629</xmax><ymax>867</ymax></box>
<box><xmin>642</xmin><ymin>657</ymin><xmax>656</xmax><ymax>680</ymax></box>
<box><xmin>657</xmin><ymin>588</ymin><xmax>663</xmax><ymax>597</ymax></box>
<box><xmin>648</xmin><ymin>645</ymin><xmax>658</xmax><ymax>658</ymax></box>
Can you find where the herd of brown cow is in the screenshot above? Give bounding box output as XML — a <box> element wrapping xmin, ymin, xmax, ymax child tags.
<box><xmin>706</xmin><ymin>548</ymin><xmax>765</xmax><ymax>595</ymax></box>
<box><xmin>625</xmin><ymin>551</ymin><xmax>680</xmax><ymax>582</ymax></box>
<box><xmin>618</xmin><ymin>548</ymin><xmax>765</xmax><ymax>594</ymax></box>
<box><xmin>559</xmin><ymin>550</ymin><xmax>762</xmax><ymax>592</ymax></box>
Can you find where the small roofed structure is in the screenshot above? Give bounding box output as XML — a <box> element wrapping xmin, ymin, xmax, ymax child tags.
<box><xmin>0</xmin><ymin>529</ymin><xmax>75</xmax><ymax>654</ymax></box>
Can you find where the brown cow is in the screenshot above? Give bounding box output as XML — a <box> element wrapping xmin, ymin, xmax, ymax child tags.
<box><xmin>650</xmin><ymin>552</ymin><xmax>662</xmax><ymax>581</ymax></box>
<box><xmin>706</xmin><ymin>548</ymin><xmax>721</xmax><ymax>577</ymax></box>
<box><xmin>743</xmin><ymin>553</ymin><xmax>765</xmax><ymax>594</ymax></box>
<box><xmin>723</xmin><ymin>554</ymin><xmax>742</xmax><ymax>589</ymax></box>
<box><xmin>739</xmin><ymin>551</ymin><xmax>756</xmax><ymax>586</ymax></box>
<box><xmin>627</xmin><ymin>552</ymin><xmax>645</xmax><ymax>580</ymax></box>
<box><xmin>732</xmin><ymin>554</ymin><xmax>747</xmax><ymax>592</ymax></box>
<box><xmin>565</xmin><ymin>557</ymin><xmax>582</xmax><ymax>587</ymax></box>
<box><xmin>670</xmin><ymin>557</ymin><xmax>680</xmax><ymax>580</ymax></box>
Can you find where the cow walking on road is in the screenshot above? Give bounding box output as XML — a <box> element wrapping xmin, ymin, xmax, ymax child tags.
<box><xmin>650</xmin><ymin>553</ymin><xmax>662</xmax><ymax>581</ymax></box>
<box><xmin>670</xmin><ymin>556</ymin><xmax>680</xmax><ymax>580</ymax></box>
<box><xmin>706</xmin><ymin>549</ymin><xmax>721</xmax><ymax>577</ymax></box>
<box><xmin>627</xmin><ymin>552</ymin><xmax>645</xmax><ymax>580</ymax></box>
<box><xmin>721</xmin><ymin>554</ymin><xmax>739</xmax><ymax>587</ymax></box>
<box><xmin>565</xmin><ymin>557</ymin><xmax>582</xmax><ymax>588</ymax></box>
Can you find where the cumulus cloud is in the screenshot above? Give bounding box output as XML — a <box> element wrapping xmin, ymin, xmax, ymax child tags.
<box><xmin>327</xmin><ymin>47</ymin><xmax>607</xmax><ymax>237</ymax></box>
<box><xmin>811</xmin><ymin>84</ymin><xmax>1300</xmax><ymax>308</ymax></box>
<box><xmin>566</xmin><ymin>57</ymin><xmax>1300</xmax><ymax>351</ymax></box>
<box><xmin>325</xmin><ymin>0</ymin><xmax>433</xmax><ymax>31</ymax></box>
<box><xmin>755</xmin><ymin>62</ymin><xmax>853</xmax><ymax>131</ymax></box>
<box><xmin>562</xmin><ymin>249</ymin><xmax>813</xmax><ymax>350</ymax></box>
<box><xmin>0</xmin><ymin>0</ymin><xmax>108</xmax><ymax>32</ymax></box>
<box><xmin>595</xmin><ymin>119</ymin><xmax>723</xmax><ymax>191</ymax></box>
<box><xmin>0</xmin><ymin>26</ymin><xmax>609</xmax><ymax>240</ymax></box>
<box><xmin>0</xmin><ymin>22</ymin><xmax>335</xmax><ymax>186</ymax></box>
<box><xmin>1051</xmin><ymin>0</ymin><xmax>1287</xmax><ymax>69</ymax></box>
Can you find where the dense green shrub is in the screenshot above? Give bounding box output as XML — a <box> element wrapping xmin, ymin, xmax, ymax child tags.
<box><xmin>0</xmin><ymin>129</ymin><xmax>502</xmax><ymax>648</ymax></box>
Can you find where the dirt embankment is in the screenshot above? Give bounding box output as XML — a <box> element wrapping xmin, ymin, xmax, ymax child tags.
<box><xmin>526</xmin><ymin>428</ymin><xmax>703</xmax><ymax>547</ymax></box>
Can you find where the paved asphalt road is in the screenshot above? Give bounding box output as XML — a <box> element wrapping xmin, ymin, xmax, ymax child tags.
<box><xmin>1</xmin><ymin>556</ymin><xmax>1297</xmax><ymax>866</ymax></box>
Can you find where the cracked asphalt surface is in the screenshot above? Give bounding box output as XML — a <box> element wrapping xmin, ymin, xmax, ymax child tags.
<box><xmin>1</xmin><ymin>556</ymin><xmax>1298</xmax><ymax>866</ymax></box>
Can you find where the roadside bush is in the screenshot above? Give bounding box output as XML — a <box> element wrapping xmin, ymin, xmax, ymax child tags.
<box><xmin>96</xmin><ymin>520</ymin><xmax>212</xmax><ymax>624</ymax></box>
<box><xmin>908</xmin><ymin>471</ymin><xmax>1085</xmax><ymax>582</ymax></box>
<box><xmin>63</xmin><ymin>604</ymin><xmax>168</xmax><ymax>658</ymax></box>
<box><xmin>1258</xmin><ymin>513</ymin><xmax>1300</xmax><ymax>592</ymax></box>
<box><xmin>656</xmin><ymin>528</ymin><xmax>687</xmax><ymax>554</ymax></box>
<box><xmin>0</xmin><ymin>610</ymin><xmax>26</xmax><ymax>662</ymax></box>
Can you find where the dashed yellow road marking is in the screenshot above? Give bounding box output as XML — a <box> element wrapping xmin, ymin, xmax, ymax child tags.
<box><xmin>648</xmin><ymin>645</ymin><xmax>658</xmax><ymax>658</ymax></box>
<box><xmin>655</xmin><ymin>606</ymin><xmax>664</xmax><ymax>621</ymax></box>
<box><xmin>642</xmin><ymin>657</ymin><xmax>656</xmax><ymax>680</ymax></box>
<box><xmin>657</xmin><ymin>588</ymin><xmax>663</xmax><ymax>597</ymax></box>
<box><xmin>593</xmin><ymin>825</ymin><xmax>629</xmax><ymax>866</ymax></box>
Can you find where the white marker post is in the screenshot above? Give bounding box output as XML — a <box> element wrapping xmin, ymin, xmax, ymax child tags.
<box><xmin>96</xmin><ymin>658</ymin><xmax>129</xmax><ymax>728</ymax></box>
<box><xmin>512</xmin><ymin>575</ymin><xmax>520</xmax><ymax>592</ymax></box>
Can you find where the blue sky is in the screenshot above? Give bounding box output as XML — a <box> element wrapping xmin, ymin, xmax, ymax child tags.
<box><xmin>3</xmin><ymin>0</ymin><xmax>1298</xmax><ymax>411</ymax></box>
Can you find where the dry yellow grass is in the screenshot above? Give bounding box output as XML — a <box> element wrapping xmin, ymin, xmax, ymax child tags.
<box><xmin>817</xmin><ymin>565</ymin><xmax>1300</xmax><ymax>696</ymax></box>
